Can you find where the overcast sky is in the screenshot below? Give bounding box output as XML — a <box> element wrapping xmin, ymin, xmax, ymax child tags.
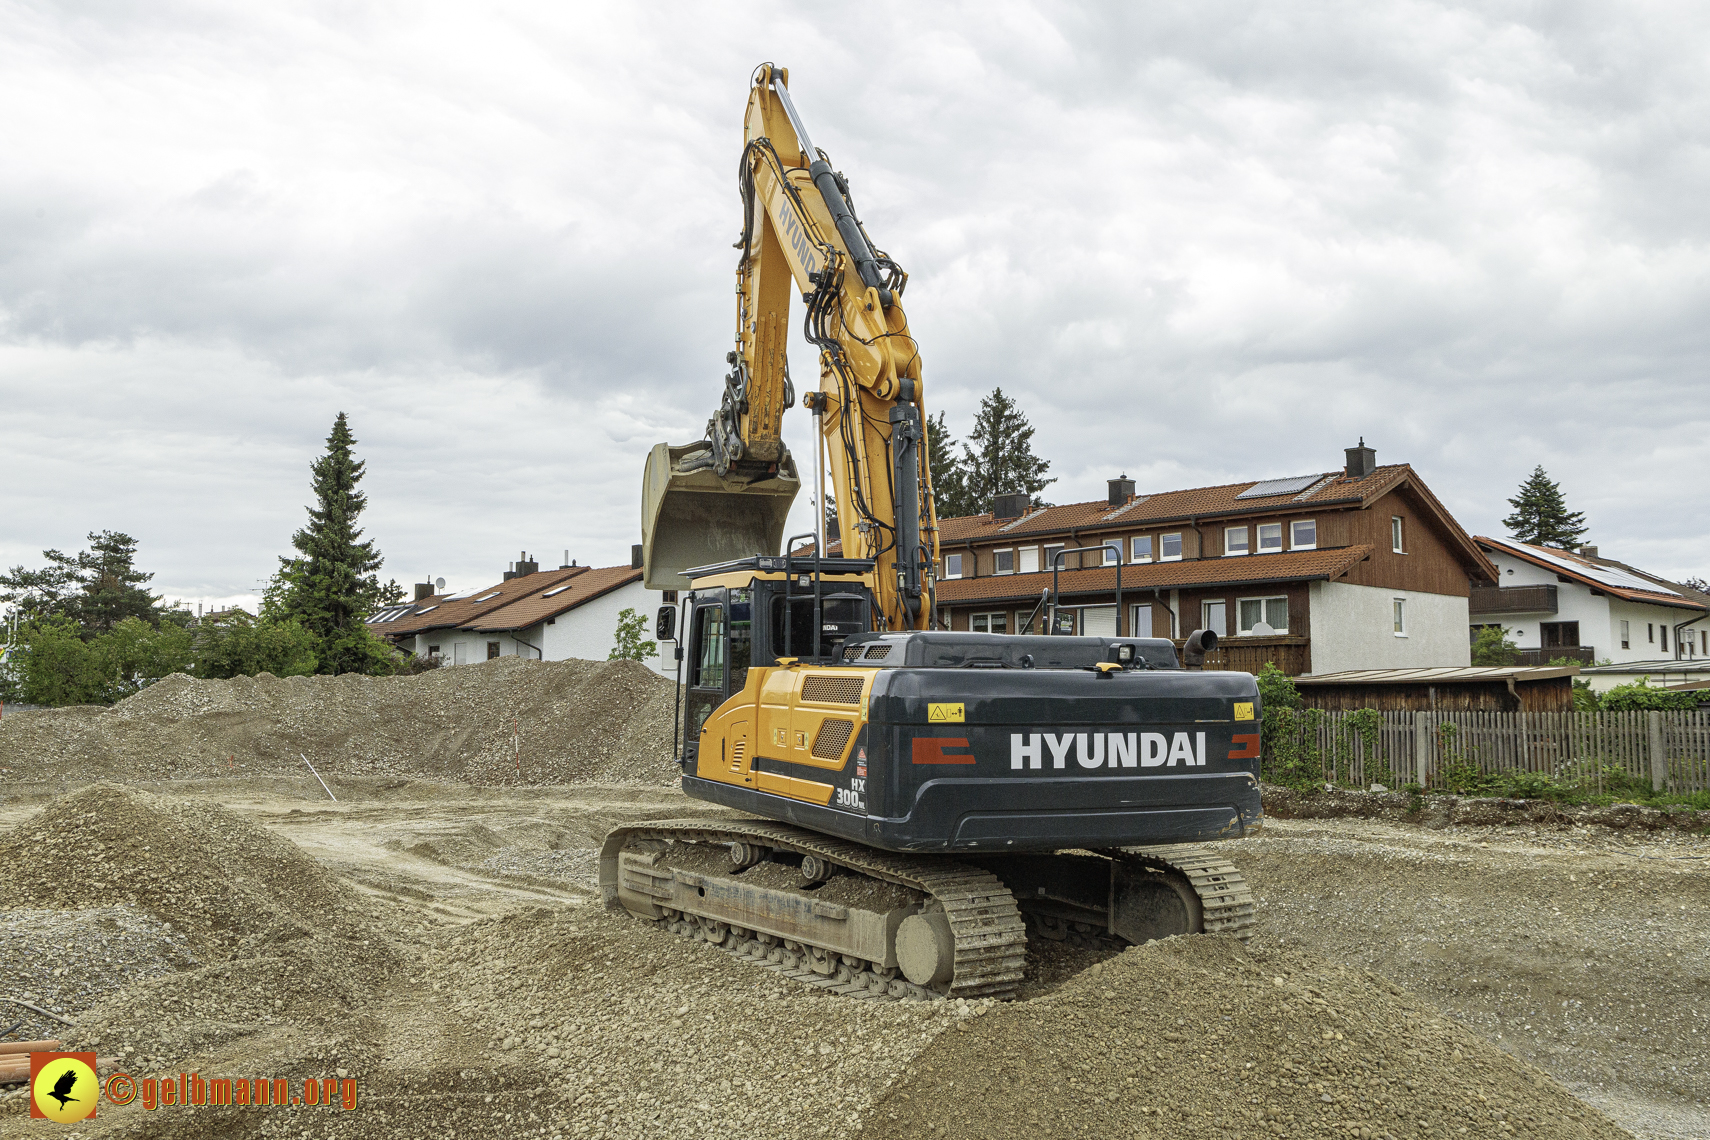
<box><xmin>3</xmin><ymin>1</ymin><xmax>1707</xmax><ymax>610</ymax></box>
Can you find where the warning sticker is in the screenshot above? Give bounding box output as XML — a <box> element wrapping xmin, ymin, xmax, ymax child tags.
<box><xmin>927</xmin><ymin>702</ymin><xmax>965</xmax><ymax>724</ymax></box>
<box><xmin>1233</xmin><ymin>702</ymin><xmax>1254</xmax><ymax>721</ymax></box>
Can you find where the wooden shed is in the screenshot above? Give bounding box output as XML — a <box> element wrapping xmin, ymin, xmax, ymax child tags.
<box><xmin>1292</xmin><ymin>666</ymin><xmax>1577</xmax><ymax>712</ymax></box>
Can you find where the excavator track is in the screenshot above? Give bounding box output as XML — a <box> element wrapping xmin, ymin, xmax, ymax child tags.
<box><xmin>601</xmin><ymin>819</ymin><xmax>1028</xmax><ymax>1001</ymax></box>
<box><xmin>1117</xmin><ymin>845</ymin><xmax>1258</xmax><ymax>940</ymax></box>
<box><xmin>601</xmin><ymin>821</ymin><xmax>1257</xmax><ymax>1003</ymax></box>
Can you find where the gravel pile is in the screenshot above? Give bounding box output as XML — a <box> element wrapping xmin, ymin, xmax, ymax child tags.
<box><xmin>0</xmin><ymin>907</ymin><xmax>194</xmax><ymax>1043</ymax></box>
<box><xmin>0</xmin><ymin>656</ymin><xmax>679</xmax><ymax>788</ymax></box>
<box><xmin>0</xmin><ymin>785</ymin><xmax>404</xmax><ymax>1074</ymax></box>
<box><xmin>859</xmin><ymin>935</ymin><xmax>1630</xmax><ymax>1140</ymax></box>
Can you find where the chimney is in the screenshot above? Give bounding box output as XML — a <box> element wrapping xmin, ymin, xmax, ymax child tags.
<box><xmin>512</xmin><ymin>550</ymin><xmax>539</xmax><ymax>578</ymax></box>
<box><xmin>992</xmin><ymin>492</ymin><xmax>1028</xmax><ymax>521</ymax></box>
<box><xmin>1344</xmin><ymin>438</ymin><xmax>1376</xmax><ymax>480</ymax></box>
<box><xmin>1107</xmin><ymin>474</ymin><xmax>1135</xmax><ymax>508</ymax></box>
<box><xmin>414</xmin><ymin>582</ymin><xmax>435</xmax><ymax>601</ymax></box>
<box><xmin>631</xmin><ymin>543</ymin><xmax>644</xmax><ymax>570</ymax></box>
<box><xmin>559</xmin><ymin>548</ymin><xmax>571</xmax><ymax>569</ymax></box>
<box><xmin>1579</xmin><ymin>545</ymin><xmax>1599</xmax><ymax>559</ymax></box>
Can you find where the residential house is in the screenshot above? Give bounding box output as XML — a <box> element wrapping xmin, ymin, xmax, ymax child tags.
<box><xmin>368</xmin><ymin>552</ymin><xmax>673</xmax><ymax>676</ymax></box>
<box><xmin>1470</xmin><ymin>537</ymin><xmax>1710</xmax><ymax>688</ymax></box>
<box><xmin>931</xmin><ymin>442</ymin><xmax>1495</xmax><ymax>676</ymax></box>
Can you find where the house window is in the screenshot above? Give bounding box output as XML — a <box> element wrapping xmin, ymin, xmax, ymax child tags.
<box><xmin>1648</xmin><ymin>623</ymin><xmax>1655</xmax><ymax>643</ymax></box>
<box><xmin>1291</xmin><ymin>519</ymin><xmax>1317</xmax><ymax>550</ymax></box>
<box><xmin>1256</xmin><ymin>523</ymin><xmax>1282</xmax><ymax>553</ymax></box>
<box><xmin>1044</xmin><ymin>543</ymin><xmax>1066</xmax><ymax>570</ymax></box>
<box><xmin>1102</xmin><ymin>543</ymin><xmax>1120</xmax><ymax>566</ymax></box>
<box><xmin>1237</xmin><ymin>596</ymin><xmax>1289</xmax><ymax>635</ymax></box>
<box><xmin>487</xmin><ymin>641</ymin><xmax>502</xmax><ymax>660</ymax></box>
<box><xmin>993</xmin><ymin>549</ymin><xmax>1015</xmax><ymax>574</ymax></box>
<box><xmin>971</xmin><ymin>611</ymin><xmax>1009</xmax><ymax>634</ymax></box>
<box><xmin>427</xmin><ymin>644</ymin><xmax>441</xmax><ymax>658</ymax></box>
<box><xmin>1224</xmin><ymin>527</ymin><xmax>1249</xmax><ymax>556</ymax></box>
<box><xmin>1130</xmin><ymin>604</ymin><xmax>1152</xmax><ymax>637</ymax></box>
<box><xmin>1160</xmin><ymin>533</ymin><xmax>1183</xmax><ymax>561</ymax></box>
<box><xmin>1392</xmin><ymin>516</ymin><xmax>1405</xmax><ymax>553</ymax></box>
<box><xmin>1018</xmin><ymin>546</ymin><xmax>1040</xmax><ymax>574</ymax></box>
<box><xmin>1131</xmin><ymin>536</ymin><xmax>1152</xmax><ymax>563</ymax></box>
<box><xmin>1393</xmin><ymin>599</ymin><xmax>1406</xmax><ymax>636</ymax></box>
<box><xmin>1202</xmin><ymin>600</ymin><xmax>1228</xmax><ymax>637</ymax></box>
<box><xmin>662</xmin><ymin>590</ymin><xmax>679</xmax><ymax>604</ymax></box>
<box><xmin>1540</xmin><ymin>621</ymin><xmax>1580</xmax><ymax>649</ymax></box>
<box><xmin>943</xmin><ymin>552</ymin><xmax>964</xmax><ymax>579</ymax></box>
<box><xmin>1661</xmin><ymin>626</ymin><xmax>1668</xmax><ymax>652</ymax></box>
<box><xmin>1621</xmin><ymin>620</ymin><xmax>1630</xmax><ymax>650</ymax></box>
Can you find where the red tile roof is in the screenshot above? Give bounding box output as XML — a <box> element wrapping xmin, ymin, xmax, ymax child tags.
<box><xmin>368</xmin><ymin>567</ymin><xmax>585</xmax><ymax>637</ymax></box>
<box><xmin>1475</xmin><ymin>537</ymin><xmax>1709</xmax><ymax>611</ymax></box>
<box><xmin>463</xmin><ymin>564</ymin><xmax>644</xmax><ymax>631</ymax></box>
<box><xmin>934</xmin><ymin>466</ymin><xmax>1409</xmax><ymax>545</ymax></box>
<box><xmin>935</xmin><ymin>545</ymin><xmax>1373</xmax><ymax>605</ymax></box>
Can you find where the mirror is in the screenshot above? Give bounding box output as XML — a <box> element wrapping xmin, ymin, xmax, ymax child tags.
<box><xmin>655</xmin><ymin>604</ymin><xmax>678</xmax><ymax>642</ymax></box>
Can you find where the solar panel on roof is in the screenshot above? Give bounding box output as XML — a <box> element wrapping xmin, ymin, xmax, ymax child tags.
<box><xmin>1485</xmin><ymin>536</ymin><xmax>1679</xmax><ymax>596</ymax></box>
<box><xmin>1236</xmin><ymin>475</ymin><xmax>1319</xmax><ymax>500</ymax></box>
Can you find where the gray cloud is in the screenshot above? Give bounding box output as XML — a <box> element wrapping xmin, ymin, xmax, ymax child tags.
<box><xmin>1</xmin><ymin>0</ymin><xmax>1706</xmax><ymax>608</ymax></box>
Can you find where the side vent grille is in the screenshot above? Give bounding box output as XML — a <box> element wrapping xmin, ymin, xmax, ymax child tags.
<box><xmin>730</xmin><ymin>738</ymin><xmax>747</xmax><ymax>773</ymax></box>
<box><xmin>842</xmin><ymin>645</ymin><xmax>865</xmax><ymax>660</ymax></box>
<box><xmin>801</xmin><ymin>675</ymin><xmax>864</xmax><ymax>705</ymax></box>
<box><xmin>863</xmin><ymin>644</ymin><xmax>892</xmax><ymax>660</ymax></box>
<box><xmin>812</xmin><ymin>719</ymin><xmax>855</xmax><ymax>760</ymax></box>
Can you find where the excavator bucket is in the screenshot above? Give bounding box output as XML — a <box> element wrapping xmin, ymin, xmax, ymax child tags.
<box><xmin>641</xmin><ymin>441</ymin><xmax>801</xmax><ymax>591</ymax></box>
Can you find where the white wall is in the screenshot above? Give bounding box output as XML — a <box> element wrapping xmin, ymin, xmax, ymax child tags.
<box><xmin>391</xmin><ymin>581</ymin><xmax>672</xmax><ymax>676</ymax></box>
<box><xmin>1309</xmin><ymin>581</ymin><xmax>1471</xmax><ymax>672</ymax></box>
<box><xmin>539</xmin><ymin>580</ymin><xmax>673</xmax><ymax>677</ymax></box>
<box><xmin>1480</xmin><ymin>552</ymin><xmax>1700</xmax><ymax>664</ymax></box>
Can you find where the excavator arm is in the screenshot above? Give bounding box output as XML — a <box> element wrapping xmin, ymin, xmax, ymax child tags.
<box><xmin>642</xmin><ymin>63</ymin><xmax>938</xmax><ymax>630</ymax></box>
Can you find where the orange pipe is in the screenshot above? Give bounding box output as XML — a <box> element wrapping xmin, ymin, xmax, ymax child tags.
<box><xmin>0</xmin><ymin>1039</ymin><xmax>60</xmax><ymax>1055</ymax></box>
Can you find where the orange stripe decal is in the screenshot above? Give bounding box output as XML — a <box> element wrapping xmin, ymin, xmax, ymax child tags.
<box><xmin>1227</xmin><ymin>734</ymin><xmax>1260</xmax><ymax>760</ymax></box>
<box><xmin>912</xmin><ymin>737</ymin><xmax>975</xmax><ymax>765</ymax></box>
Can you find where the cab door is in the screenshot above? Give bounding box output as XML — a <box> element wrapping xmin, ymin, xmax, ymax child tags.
<box><xmin>684</xmin><ymin>590</ymin><xmax>756</xmax><ymax>781</ymax></box>
<box><xmin>684</xmin><ymin>597</ymin><xmax>728</xmax><ymax>769</ymax></box>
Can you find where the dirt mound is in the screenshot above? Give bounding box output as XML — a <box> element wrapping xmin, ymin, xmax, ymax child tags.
<box><xmin>858</xmin><ymin>936</ymin><xmax>1629</xmax><ymax>1140</ymax></box>
<box><xmin>0</xmin><ymin>785</ymin><xmax>402</xmax><ymax>1063</ymax></box>
<box><xmin>0</xmin><ymin>784</ymin><xmax>380</xmax><ymax>958</ymax></box>
<box><xmin>0</xmin><ymin>656</ymin><xmax>678</xmax><ymax>788</ymax></box>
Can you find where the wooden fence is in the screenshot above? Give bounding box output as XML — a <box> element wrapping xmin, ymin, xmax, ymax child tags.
<box><xmin>1271</xmin><ymin>709</ymin><xmax>1710</xmax><ymax>795</ymax></box>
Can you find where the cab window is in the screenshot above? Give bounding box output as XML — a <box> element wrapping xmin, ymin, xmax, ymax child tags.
<box><xmin>692</xmin><ymin>605</ymin><xmax>726</xmax><ymax>689</ymax></box>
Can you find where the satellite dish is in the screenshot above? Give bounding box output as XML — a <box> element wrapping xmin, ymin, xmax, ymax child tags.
<box><xmin>435</xmin><ymin>577</ymin><xmax>446</xmax><ymax>590</ymax></box>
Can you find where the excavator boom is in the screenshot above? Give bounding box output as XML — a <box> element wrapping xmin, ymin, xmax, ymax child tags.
<box><xmin>640</xmin><ymin>64</ymin><xmax>935</xmax><ymax>624</ymax></box>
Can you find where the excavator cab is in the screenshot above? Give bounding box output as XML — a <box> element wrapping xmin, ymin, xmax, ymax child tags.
<box><xmin>640</xmin><ymin>441</ymin><xmax>802</xmax><ymax>592</ymax></box>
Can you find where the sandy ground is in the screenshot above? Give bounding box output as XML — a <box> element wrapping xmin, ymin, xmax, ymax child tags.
<box><xmin>1</xmin><ymin>777</ymin><xmax>1704</xmax><ymax>1138</ymax></box>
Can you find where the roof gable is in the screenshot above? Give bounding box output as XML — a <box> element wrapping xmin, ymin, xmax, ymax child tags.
<box><xmin>1475</xmin><ymin>536</ymin><xmax>1707</xmax><ymax>611</ymax></box>
<box><xmin>462</xmin><ymin>564</ymin><xmax>644</xmax><ymax>631</ymax></box>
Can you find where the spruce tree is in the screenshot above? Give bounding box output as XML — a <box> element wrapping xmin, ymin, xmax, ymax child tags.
<box><xmin>958</xmin><ymin>387</ymin><xmax>1054</xmax><ymax>514</ymax></box>
<box><xmin>1502</xmin><ymin>466</ymin><xmax>1588</xmax><ymax>549</ymax></box>
<box><xmin>0</xmin><ymin>531</ymin><xmax>163</xmax><ymax>636</ymax></box>
<box><xmin>926</xmin><ymin>410</ymin><xmax>973</xmax><ymax>519</ymax></box>
<box><xmin>277</xmin><ymin>413</ymin><xmax>392</xmax><ymax>674</ymax></box>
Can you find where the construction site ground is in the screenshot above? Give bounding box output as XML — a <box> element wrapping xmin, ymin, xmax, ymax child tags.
<box><xmin>0</xmin><ymin>661</ymin><xmax>1705</xmax><ymax>1139</ymax></box>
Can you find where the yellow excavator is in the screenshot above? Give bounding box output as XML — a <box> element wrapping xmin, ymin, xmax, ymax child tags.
<box><xmin>601</xmin><ymin>64</ymin><xmax>1260</xmax><ymax>1002</ymax></box>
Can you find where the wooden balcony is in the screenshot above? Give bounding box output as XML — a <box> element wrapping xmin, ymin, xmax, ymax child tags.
<box><xmin>1176</xmin><ymin>635</ymin><xmax>1311</xmax><ymax>677</ymax></box>
<box><xmin>1470</xmin><ymin>584</ymin><xmax>1557</xmax><ymax>615</ymax></box>
<box><xmin>1516</xmin><ymin>646</ymin><xmax>1594</xmax><ymax>666</ymax></box>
